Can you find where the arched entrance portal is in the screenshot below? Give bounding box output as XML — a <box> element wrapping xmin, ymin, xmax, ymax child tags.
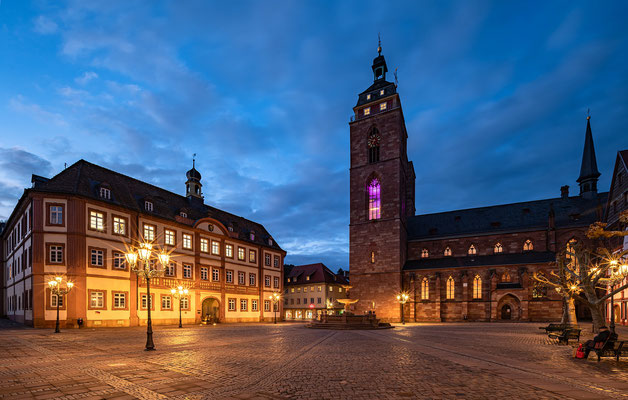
<box><xmin>501</xmin><ymin>304</ymin><xmax>512</xmax><ymax>320</ymax></box>
<box><xmin>201</xmin><ymin>298</ymin><xmax>220</xmax><ymax>323</ymax></box>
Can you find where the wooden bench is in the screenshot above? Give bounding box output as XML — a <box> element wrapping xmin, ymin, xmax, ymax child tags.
<box><xmin>594</xmin><ymin>334</ymin><xmax>626</xmax><ymax>362</ymax></box>
<box><xmin>548</xmin><ymin>328</ymin><xmax>581</xmax><ymax>345</ymax></box>
<box><xmin>539</xmin><ymin>323</ymin><xmax>576</xmax><ymax>333</ymax></box>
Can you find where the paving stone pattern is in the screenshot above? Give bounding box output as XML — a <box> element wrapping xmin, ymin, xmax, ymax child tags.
<box><xmin>0</xmin><ymin>319</ymin><xmax>627</xmax><ymax>399</ymax></box>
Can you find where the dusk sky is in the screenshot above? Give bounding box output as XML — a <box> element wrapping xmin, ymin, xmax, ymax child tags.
<box><xmin>1</xmin><ymin>1</ymin><xmax>627</xmax><ymax>270</ymax></box>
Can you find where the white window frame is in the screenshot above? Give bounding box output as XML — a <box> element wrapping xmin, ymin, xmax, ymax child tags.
<box><xmin>100</xmin><ymin>187</ymin><xmax>111</xmax><ymax>199</ymax></box>
<box><xmin>90</xmin><ymin>291</ymin><xmax>104</xmax><ymax>308</ymax></box>
<box><xmin>90</xmin><ymin>211</ymin><xmax>104</xmax><ymax>231</ymax></box>
<box><xmin>183</xmin><ymin>264</ymin><xmax>192</xmax><ymax>279</ymax></box>
<box><xmin>113</xmin><ymin>293</ymin><xmax>126</xmax><ymax>309</ymax></box>
<box><xmin>165</xmin><ymin>229</ymin><xmax>175</xmax><ymax>246</ymax></box>
<box><xmin>50</xmin><ymin>206</ymin><xmax>63</xmax><ymax>225</ymax></box>
<box><xmin>113</xmin><ymin>216</ymin><xmax>126</xmax><ymax>235</ymax></box>
<box><xmin>200</xmin><ymin>238</ymin><xmax>209</xmax><ymax>253</ymax></box>
<box><xmin>183</xmin><ymin>234</ymin><xmax>192</xmax><ymax>250</ymax></box>
<box><xmin>201</xmin><ymin>267</ymin><xmax>208</xmax><ymax>280</ymax></box>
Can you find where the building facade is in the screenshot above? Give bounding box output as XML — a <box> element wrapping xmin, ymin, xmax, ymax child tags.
<box><xmin>2</xmin><ymin>160</ymin><xmax>285</xmax><ymax>328</ymax></box>
<box><xmin>283</xmin><ymin>263</ymin><xmax>350</xmax><ymax>320</ymax></box>
<box><xmin>349</xmin><ymin>46</ymin><xmax>608</xmax><ymax>322</ymax></box>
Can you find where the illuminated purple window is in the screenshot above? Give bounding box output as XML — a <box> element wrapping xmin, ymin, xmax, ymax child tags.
<box><xmin>368</xmin><ymin>179</ymin><xmax>381</xmax><ymax>220</ymax></box>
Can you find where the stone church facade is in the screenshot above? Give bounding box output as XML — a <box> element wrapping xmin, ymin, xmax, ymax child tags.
<box><xmin>349</xmin><ymin>46</ymin><xmax>608</xmax><ymax>322</ymax></box>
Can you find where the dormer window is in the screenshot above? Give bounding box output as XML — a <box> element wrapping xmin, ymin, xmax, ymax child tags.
<box><xmin>364</xmin><ymin>107</ymin><xmax>371</xmax><ymax>116</ymax></box>
<box><xmin>468</xmin><ymin>245</ymin><xmax>477</xmax><ymax>255</ymax></box>
<box><xmin>444</xmin><ymin>247</ymin><xmax>452</xmax><ymax>256</ymax></box>
<box><xmin>268</xmin><ymin>238</ymin><xmax>273</xmax><ymax>246</ymax></box>
<box><xmin>306</xmin><ymin>276</ymin><xmax>310</xmax><ymax>281</ymax></box>
<box><xmin>379</xmin><ymin>89</ymin><xmax>384</xmax><ymax>95</ymax></box>
<box><xmin>380</xmin><ymin>103</ymin><xmax>387</xmax><ymax>111</ymax></box>
<box><xmin>228</xmin><ymin>225</ymin><xmax>234</xmax><ymax>232</ymax></box>
<box><xmin>250</xmin><ymin>232</ymin><xmax>255</xmax><ymax>241</ymax></box>
<box><xmin>366</xmin><ymin>94</ymin><xmax>371</xmax><ymax>100</ymax></box>
<box><xmin>180</xmin><ymin>212</ymin><xmax>187</xmax><ymax>218</ymax></box>
<box><xmin>421</xmin><ymin>249</ymin><xmax>429</xmax><ymax>258</ymax></box>
<box><xmin>99</xmin><ymin>187</ymin><xmax>111</xmax><ymax>200</ymax></box>
<box><xmin>145</xmin><ymin>201</ymin><xmax>153</xmax><ymax>211</ymax></box>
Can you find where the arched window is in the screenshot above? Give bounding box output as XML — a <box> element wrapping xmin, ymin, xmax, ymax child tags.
<box><xmin>532</xmin><ymin>272</ymin><xmax>548</xmax><ymax>298</ymax></box>
<box><xmin>370</xmin><ymin>251</ymin><xmax>375</xmax><ymax>264</ymax></box>
<box><xmin>494</xmin><ymin>243</ymin><xmax>503</xmax><ymax>254</ymax></box>
<box><xmin>367</xmin><ymin>127</ymin><xmax>380</xmax><ymax>164</ymax></box>
<box><xmin>472</xmin><ymin>275</ymin><xmax>482</xmax><ymax>299</ymax></box>
<box><xmin>501</xmin><ymin>272</ymin><xmax>511</xmax><ymax>282</ymax></box>
<box><xmin>421</xmin><ymin>277</ymin><xmax>429</xmax><ymax>300</ymax></box>
<box><xmin>444</xmin><ymin>247</ymin><xmax>452</xmax><ymax>256</ymax></box>
<box><xmin>446</xmin><ymin>276</ymin><xmax>455</xmax><ymax>299</ymax></box>
<box><xmin>421</xmin><ymin>248</ymin><xmax>429</xmax><ymax>258</ymax></box>
<box><xmin>368</xmin><ymin>179</ymin><xmax>381</xmax><ymax>220</ymax></box>
<box><xmin>523</xmin><ymin>239</ymin><xmax>533</xmax><ymax>252</ymax></box>
<box><xmin>566</xmin><ymin>238</ymin><xmax>577</xmax><ymax>257</ymax></box>
<box><xmin>468</xmin><ymin>245</ymin><xmax>477</xmax><ymax>255</ymax></box>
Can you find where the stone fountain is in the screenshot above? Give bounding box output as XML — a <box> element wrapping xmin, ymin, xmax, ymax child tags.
<box><xmin>307</xmin><ymin>298</ymin><xmax>392</xmax><ymax>330</ymax></box>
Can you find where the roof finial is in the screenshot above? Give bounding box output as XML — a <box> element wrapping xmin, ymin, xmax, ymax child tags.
<box><xmin>586</xmin><ymin>108</ymin><xmax>590</xmax><ymax>120</ymax></box>
<box><xmin>377</xmin><ymin>32</ymin><xmax>382</xmax><ymax>56</ymax></box>
<box><xmin>193</xmin><ymin>153</ymin><xmax>196</xmax><ymax>168</ymax></box>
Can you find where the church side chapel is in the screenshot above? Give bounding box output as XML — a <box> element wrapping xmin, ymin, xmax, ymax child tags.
<box><xmin>349</xmin><ymin>43</ymin><xmax>608</xmax><ymax>322</ymax></box>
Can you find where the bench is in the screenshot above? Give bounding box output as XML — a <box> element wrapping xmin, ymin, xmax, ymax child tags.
<box><xmin>549</xmin><ymin>328</ymin><xmax>581</xmax><ymax>345</ymax></box>
<box><xmin>539</xmin><ymin>323</ymin><xmax>576</xmax><ymax>333</ymax></box>
<box><xmin>594</xmin><ymin>333</ymin><xmax>626</xmax><ymax>362</ymax></box>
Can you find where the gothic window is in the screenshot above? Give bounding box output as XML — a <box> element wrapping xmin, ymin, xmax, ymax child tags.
<box><xmin>566</xmin><ymin>238</ymin><xmax>578</xmax><ymax>268</ymax></box>
<box><xmin>444</xmin><ymin>247</ymin><xmax>452</xmax><ymax>257</ymax></box>
<box><xmin>367</xmin><ymin>127</ymin><xmax>380</xmax><ymax>164</ymax></box>
<box><xmin>494</xmin><ymin>243</ymin><xmax>503</xmax><ymax>254</ymax></box>
<box><xmin>446</xmin><ymin>276</ymin><xmax>455</xmax><ymax>300</ymax></box>
<box><xmin>532</xmin><ymin>272</ymin><xmax>548</xmax><ymax>298</ymax></box>
<box><xmin>468</xmin><ymin>245</ymin><xmax>477</xmax><ymax>255</ymax></box>
<box><xmin>370</xmin><ymin>251</ymin><xmax>375</xmax><ymax>264</ymax></box>
<box><xmin>472</xmin><ymin>275</ymin><xmax>482</xmax><ymax>299</ymax></box>
<box><xmin>523</xmin><ymin>239</ymin><xmax>533</xmax><ymax>252</ymax></box>
<box><xmin>368</xmin><ymin>179</ymin><xmax>381</xmax><ymax>220</ymax></box>
<box><xmin>501</xmin><ymin>272</ymin><xmax>511</xmax><ymax>282</ymax></box>
<box><xmin>421</xmin><ymin>248</ymin><xmax>429</xmax><ymax>258</ymax></box>
<box><xmin>421</xmin><ymin>278</ymin><xmax>429</xmax><ymax>300</ymax></box>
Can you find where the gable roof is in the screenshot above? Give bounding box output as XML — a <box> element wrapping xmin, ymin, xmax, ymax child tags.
<box><xmin>31</xmin><ymin>159</ymin><xmax>283</xmax><ymax>251</ymax></box>
<box><xmin>407</xmin><ymin>192</ymin><xmax>607</xmax><ymax>241</ymax></box>
<box><xmin>285</xmin><ymin>263</ymin><xmax>349</xmax><ymax>286</ymax></box>
<box><xmin>603</xmin><ymin>149</ymin><xmax>628</xmax><ymax>222</ymax></box>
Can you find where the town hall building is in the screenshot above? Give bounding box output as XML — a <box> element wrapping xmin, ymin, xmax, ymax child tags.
<box><xmin>349</xmin><ymin>45</ymin><xmax>608</xmax><ymax>322</ymax></box>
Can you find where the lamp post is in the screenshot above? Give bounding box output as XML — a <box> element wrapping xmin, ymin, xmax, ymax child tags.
<box><xmin>270</xmin><ymin>292</ymin><xmax>281</xmax><ymax>324</ymax></box>
<box><xmin>170</xmin><ymin>286</ymin><xmax>189</xmax><ymax>328</ymax></box>
<box><xmin>125</xmin><ymin>242</ymin><xmax>170</xmax><ymax>351</ymax></box>
<box><xmin>47</xmin><ymin>276</ymin><xmax>73</xmax><ymax>333</ymax></box>
<box><xmin>396</xmin><ymin>292</ymin><xmax>409</xmax><ymax>325</ymax></box>
<box><xmin>607</xmin><ymin>259</ymin><xmax>628</xmax><ymax>334</ymax></box>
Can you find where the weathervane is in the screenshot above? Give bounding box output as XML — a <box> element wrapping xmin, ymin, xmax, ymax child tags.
<box><xmin>193</xmin><ymin>153</ymin><xmax>197</xmax><ymax>168</ymax></box>
<box><xmin>377</xmin><ymin>33</ymin><xmax>382</xmax><ymax>55</ymax></box>
<box><xmin>586</xmin><ymin>108</ymin><xmax>590</xmax><ymax>120</ymax></box>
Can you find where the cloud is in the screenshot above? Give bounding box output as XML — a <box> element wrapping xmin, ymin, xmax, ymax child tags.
<box><xmin>75</xmin><ymin>71</ymin><xmax>98</xmax><ymax>85</ymax></box>
<box><xmin>33</xmin><ymin>15</ymin><xmax>58</xmax><ymax>34</ymax></box>
<box><xmin>9</xmin><ymin>95</ymin><xmax>68</xmax><ymax>127</ymax></box>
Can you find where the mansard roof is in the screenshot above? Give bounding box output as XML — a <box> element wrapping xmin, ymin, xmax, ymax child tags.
<box><xmin>403</xmin><ymin>251</ymin><xmax>556</xmax><ymax>271</ymax></box>
<box><xmin>285</xmin><ymin>263</ymin><xmax>349</xmax><ymax>286</ymax></box>
<box><xmin>407</xmin><ymin>193</ymin><xmax>607</xmax><ymax>241</ymax></box>
<box><xmin>31</xmin><ymin>159</ymin><xmax>283</xmax><ymax>251</ymax></box>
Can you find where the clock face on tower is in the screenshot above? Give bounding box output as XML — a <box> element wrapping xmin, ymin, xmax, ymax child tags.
<box><xmin>367</xmin><ymin>133</ymin><xmax>381</xmax><ymax>148</ymax></box>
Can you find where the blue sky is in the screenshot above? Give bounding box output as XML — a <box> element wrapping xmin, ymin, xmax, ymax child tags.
<box><xmin>1</xmin><ymin>1</ymin><xmax>627</xmax><ymax>270</ymax></box>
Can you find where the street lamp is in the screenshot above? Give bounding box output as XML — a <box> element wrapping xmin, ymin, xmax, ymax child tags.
<box><xmin>396</xmin><ymin>292</ymin><xmax>410</xmax><ymax>325</ymax></box>
<box><xmin>170</xmin><ymin>286</ymin><xmax>189</xmax><ymax>328</ymax></box>
<box><xmin>270</xmin><ymin>292</ymin><xmax>281</xmax><ymax>324</ymax></box>
<box><xmin>47</xmin><ymin>276</ymin><xmax>74</xmax><ymax>333</ymax></box>
<box><xmin>607</xmin><ymin>258</ymin><xmax>628</xmax><ymax>334</ymax></box>
<box><xmin>125</xmin><ymin>242</ymin><xmax>170</xmax><ymax>351</ymax></box>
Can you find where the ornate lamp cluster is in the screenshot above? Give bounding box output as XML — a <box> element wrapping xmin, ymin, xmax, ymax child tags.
<box><xmin>48</xmin><ymin>276</ymin><xmax>74</xmax><ymax>333</ymax></box>
<box><xmin>170</xmin><ymin>285</ymin><xmax>189</xmax><ymax>328</ymax></box>
<box><xmin>269</xmin><ymin>292</ymin><xmax>281</xmax><ymax>324</ymax></box>
<box><xmin>125</xmin><ymin>242</ymin><xmax>170</xmax><ymax>351</ymax></box>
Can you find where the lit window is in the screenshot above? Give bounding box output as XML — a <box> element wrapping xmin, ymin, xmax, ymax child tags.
<box><xmin>211</xmin><ymin>241</ymin><xmax>220</xmax><ymax>255</ymax></box>
<box><xmin>49</xmin><ymin>245</ymin><xmax>63</xmax><ymax>264</ymax></box>
<box><xmin>468</xmin><ymin>245</ymin><xmax>477</xmax><ymax>255</ymax></box>
<box><xmin>183</xmin><ymin>264</ymin><xmax>192</xmax><ymax>279</ymax></box>
<box><xmin>533</xmin><ymin>272</ymin><xmax>548</xmax><ymax>298</ymax></box>
<box><xmin>371</xmin><ymin>251</ymin><xmax>375</xmax><ymax>263</ymax></box>
<box><xmin>421</xmin><ymin>249</ymin><xmax>429</xmax><ymax>258</ymax></box>
<box><xmin>50</xmin><ymin>205</ymin><xmax>63</xmax><ymax>225</ymax></box>
<box><xmin>161</xmin><ymin>296</ymin><xmax>171</xmax><ymax>310</ymax></box>
<box><xmin>90</xmin><ymin>211</ymin><xmax>104</xmax><ymax>231</ymax></box>
<box><xmin>494</xmin><ymin>243</ymin><xmax>503</xmax><ymax>254</ymax></box>
<box><xmin>249</xmin><ymin>250</ymin><xmax>256</xmax><ymax>263</ymax></box>
<box><xmin>566</xmin><ymin>238</ymin><xmax>577</xmax><ymax>266</ymax></box>
<box><xmin>113</xmin><ymin>252</ymin><xmax>126</xmax><ymax>269</ymax></box>
<box><xmin>183</xmin><ymin>234</ymin><xmax>192</xmax><ymax>249</ymax></box>
<box><xmin>473</xmin><ymin>275</ymin><xmax>482</xmax><ymax>299</ymax></box>
<box><xmin>143</xmin><ymin>224</ymin><xmax>155</xmax><ymax>241</ymax></box>
<box><xmin>502</xmin><ymin>272</ymin><xmax>511</xmax><ymax>282</ymax></box>
<box><xmin>238</xmin><ymin>247</ymin><xmax>245</xmax><ymax>261</ymax></box>
<box><xmin>364</xmin><ymin>107</ymin><xmax>371</xmax><ymax>116</ymax></box>
<box><xmin>238</xmin><ymin>272</ymin><xmax>245</xmax><ymax>285</ymax></box>
<box><xmin>226</xmin><ymin>244</ymin><xmax>233</xmax><ymax>258</ymax></box>
<box><xmin>200</xmin><ymin>238</ymin><xmax>209</xmax><ymax>253</ymax></box>
<box><xmin>265</xmin><ymin>275</ymin><xmax>271</xmax><ymax>287</ymax></box>
<box><xmin>90</xmin><ymin>249</ymin><xmax>104</xmax><ymax>267</ymax></box>
<box><xmin>240</xmin><ymin>299</ymin><xmax>247</xmax><ymax>311</ymax></box>
<box><xmin>291</xmin><ymin>288</ymin><xmax>295</xmax><ymax>293</ymax></box>
<box><xmin>366</xmin><ymin>94</ymin><xmax>371</xmax><ymax>100</ymax></box>
<box><xmin>201</xmin><ymin>267</ymin><xmax>208</xmax><ymax>280</ymax></box>
<box><xmin>379</xmin><ymin>89</ymin><xmax>384</xmax><ymax>95</ymax></box>
<box><xmin>444</xmin><ymin>247</ymin><xmax>452</xmax><ymax>256</ymax></box>
<box><xmin>228</xmin><ymin>298</ymin><xmax>236</xmax><ymax>311</ymax></box>
<box><xmin>165</xmin><ymin>229</ymin><xmax>175</xmax><ymax>246</ymax></box>
<box><xmin>446</xmin><ymin>277</ymin><xmax>455</xmax><ymax>300</ymax></box>
<box><xmin>421</xmin><ymin>278</ymin><xmax>429</xmax><ymax>300</ymax></box>
<box><xmin>113</xmin><ymin>293</ymin><xmax>126</xmax><ymax>309</ymax></box>
<box><xmin>181</xmin><ymin>297</ymin><xmax>189</xmax><ymax>309</ymax></box>
<box><xmin>145</xmin><ymin>201</ymin><xmax>153</xmax><ymax>211</ymax></box>
<box><xmin>100</xmin><ymin>187</ymin><xmax>111</xmax><ymax>199</ymax></box>
<box><xmin>212</xmin><ymin>268</ymin><xmax>219</xmax><ymax>281</ymax></box>
<box><xmin>180</xmin><ymin>211</ymin><xmax>187</xmax><ymax>218</ymax></box>
<box><xmin>368</xmin><ymin>179</ymin><xmax>381</xmax><ymax>220</ymax></box>
<box><xmin>252</xmin><ymin>299</ymin><xmax>258</xmax><ymax>311</ymax></box>
<box><xmin>90</xmin><ymin>291</ymin><xmax>104</xmax><ymax>308</ymax></box>
<box><xmin>523</xmin><ymin>239</ymin><xmax>533</xmax><ymax>251</ymax></box>
<box><xmin>318</xmin><ymin>286</ymin><xmax>321</xmax><ymax>292</ymax></box>
<box><xmin>113</xmin><ymin>217</ymin><xmax>126</xmax><ymax>235</ymax></box>
<box><xmin>226</xmin><ymin>270</ymin><xmax>233</xmax><ymax>283</ymax></box>
<box><xmin>249</xmin><ymin>273</ymin><xmax>256</xmax><ymax>286</ymax></box>
<box><xmin>380</xmin><ymin>102</ymin><xmax>387</xmax><ymax>111</ymax></box>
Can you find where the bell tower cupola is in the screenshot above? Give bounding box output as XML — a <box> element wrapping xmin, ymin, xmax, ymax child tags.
<box><xmin>372</xmin><ymin>37</ymin><xmax>388</xmax><ymax>81</ymax></box>
<box><xmin>186</xmin><ymin>155</ymin><xmax>203</xmax><ymax>200</ymax></box>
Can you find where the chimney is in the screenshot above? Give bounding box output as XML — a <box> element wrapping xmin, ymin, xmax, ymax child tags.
<box><xmin>560</xmin><ymin>185</ymin><xmax>569</xmax><ymax>199</ymax></box>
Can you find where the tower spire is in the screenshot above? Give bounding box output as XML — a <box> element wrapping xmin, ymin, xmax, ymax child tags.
<box><xmin>377</xmin><ymin>33</ymin><xmax>382</xmax><ymax>55</ymax></box>
<box><xmin>576</xmin><ymin>113</ymin><xmax>601</xmax><ymax>198</ymax></box>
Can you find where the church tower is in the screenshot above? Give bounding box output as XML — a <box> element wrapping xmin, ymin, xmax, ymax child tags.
<box><xmin>349</xmin><ymin>43</ymin><xmax>416</xmax><ymax>321</ymax></box>
<box><xmin>186</xmin><ymin>159</ymin><xmax>203</xmax><ymax>200</ymax></box>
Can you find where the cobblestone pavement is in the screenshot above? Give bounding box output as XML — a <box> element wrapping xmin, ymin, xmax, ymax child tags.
<box><xmin>0</xmin><ymin>319</ymin><xmax>627</xmax><ymax>399</ymax></box>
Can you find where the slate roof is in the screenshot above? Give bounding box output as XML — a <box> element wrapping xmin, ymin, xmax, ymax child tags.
<box><xmin>355</xmin><ymin>79</ymin><xmax>397</xmax><ymax>107</ymax></box>
<box><xmin>407</xmin><ymin>193</ymin><xmax>607</xmax><ymax>241</ymax></box>
<box><xmin>285</xmin><ymin>263</ymin><xmax>350</xmax><ymax>286</ymax></box>
<box><xmin>30</xmin><ymin>160</ymin><xmax>283</xmax><ymax>251</ymax></box>
<box><xmin>403</xmin><ymin>251</ymin><xmax>556</xmax><ymax>271</ymax></box>
<box><xmin>578</xmin><ymin>118</ymin><xmax>601</xmax><ymax>183</ymax></box>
